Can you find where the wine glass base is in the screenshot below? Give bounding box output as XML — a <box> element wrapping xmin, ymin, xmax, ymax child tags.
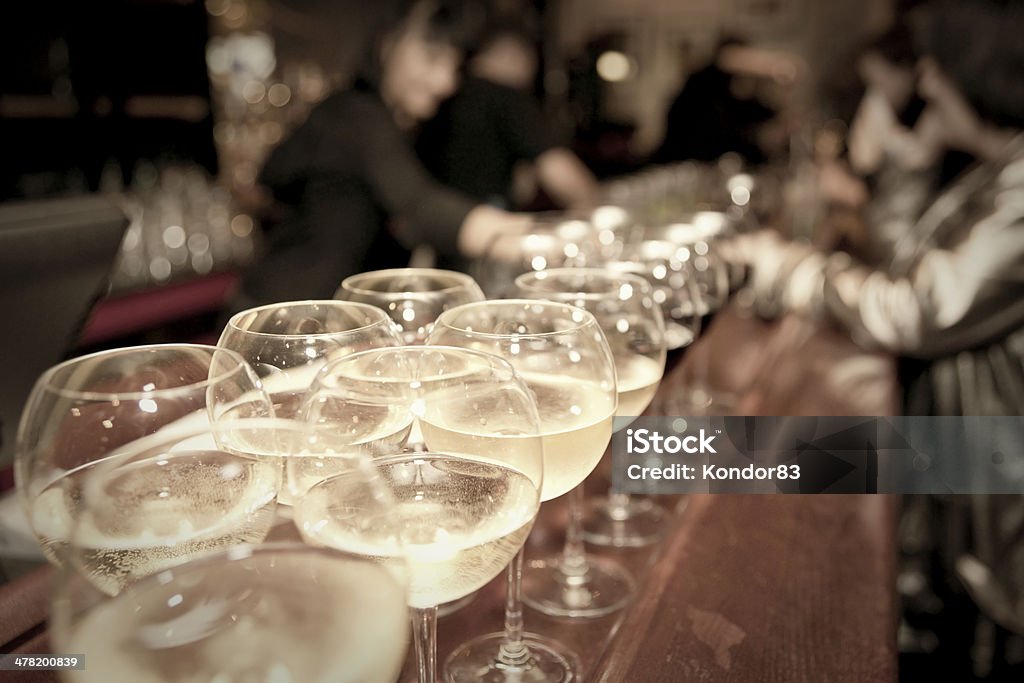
<box><xmin>582</xmin><ymin>496</ymin><xmax>667</xmax><ymax>547</ymax></box>
<box><xmin>438</xmin><ymin>590</ymin><xmax>478</xmax><ymax>618</ymax></box>
<box><xmin>445</xmin><ymin>632</ymin><xmax>580</xmax><ymax>683</ymax></box>
<box><xmin>521</xmin><ymin>556</ymin><xmax>634</xmax><ymax>618</ymax></box>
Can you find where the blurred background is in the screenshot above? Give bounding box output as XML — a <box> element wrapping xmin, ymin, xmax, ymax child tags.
<box><xmin>3</xmin><ymin>1</ymin><xmax>1023</xmax><ymax>680</ymax></box>
<box><xmin>0</xmin><ymin>0</ymin><xmax>907</xmax><ymax>341</ymax></box>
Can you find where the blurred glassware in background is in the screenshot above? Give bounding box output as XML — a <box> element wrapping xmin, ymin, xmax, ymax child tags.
<box><xmin>642</xmin><ymin>213</ymin><xmax>734</xmax><ymax>315</ymax></box>
<box><xmin>473</xmin><ymin>213</ymin><xmax>602</xmax><ymax>298</ymax></box>
<box><xmin>106</xmin><ymin>161</ymin><xmax>257</xmax><ymax>292</ymax></box>
<box><xmin>335</xmin><ymin>268</ymin><xmax>485</xmax><ymax>345</ymax></box>
<box><xmin>603</xmin><ymin>240</ymin><xmax>703</xmax><ymax>350</ymax></box>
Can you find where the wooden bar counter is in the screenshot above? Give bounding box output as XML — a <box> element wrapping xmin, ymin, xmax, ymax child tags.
<box><xmin>0</xmin><ymin>306</ymin><xmax>900</xmax><ymax>682</ymax></box>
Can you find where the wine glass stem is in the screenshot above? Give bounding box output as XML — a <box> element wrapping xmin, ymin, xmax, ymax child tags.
<box><xmin>562</xmin><ymin>484</ymin><xmax>590</xmax><ymax>579</ymax></box>
<box><xmin>411</xmin><ymin>605</ymin><xmax>438</xmax><ymax>683</ymax></box>
<box><xmin>608</xmin><ymin>492</ymin><xmax>632</xmax><ymax>520</ymax></box>
<box><xmin>497</xmin><ymin>546</ymin><xmax>532</xmax><ymax>666</ymax></box>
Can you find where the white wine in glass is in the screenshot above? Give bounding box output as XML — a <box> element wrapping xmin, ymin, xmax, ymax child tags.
<box><xmin>516</xmin><ymin>269</ymin><xmax>669</xmax><ymax>550</ymax></box>
<box><xmin>15</xmin><ymin>345</ymin><xmax>278</xmax><ymax>585</ymax></box>
<box><xmin>295</xmin><ymin>346</ymin><xmax>544</xmax><ymax>683</ymax></box>
<box><xmin>218</xmin><ymin>300</ymin><xmax>402</xmax><ymax>502</ymax></box>
<box><xmin>429</xmin><ymin>300</ymin><xmax>618</xmax><ymax>681</ymax></box>
<box><xmin>54</xmin><ymin>543</ymin><xmax>409</xmax><ymax>683</ymax></box>
<box><xmin>50</xmin><ymin>423</ymin><xmax>407</xmax><ymax>683</ymax></box>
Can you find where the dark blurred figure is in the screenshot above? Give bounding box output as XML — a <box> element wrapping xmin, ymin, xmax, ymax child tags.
<box><xmin>231</xmin><ymin>0</ymin><xmax>529</xmax><ymax>311</ymax></box>
<box><xmin>819</xmin><ymin>22</ymin><xmax>975</xmax><ymax>263</ymax></box>
<box><xmin>818</xmin><ymin>23</ymin><xmax>937</xmax><ymax>262</ymax></box>
<box><xmin>654</xmin><ymin>37</ymin><xmax>777</xmax><ymax>164</ymax></box>
<box><xmin>730</xmin><ymin>1</ymin><xmax>1024</xmax><ymax>678</ymax></box>
<box><xmin>417</xmin><ymin>18</ymin><xmax>598</xmax><ymax>211</ymax></box>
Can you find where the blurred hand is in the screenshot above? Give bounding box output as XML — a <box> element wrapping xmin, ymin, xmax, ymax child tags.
<box><xmin>457</xmin><ymin>205</ymin><xmax>532</xmax><ymax>259</ymax></box>
<box><xmin>916</xmin><ymin>57</ymin><xmax>985</xmax><ymax>155</ymax></box>
<box><xmin>720</xmin><ymin>230</ymin><xmax>825</xmax><ymax>317</ymax></box>
<box><xmin>819</xmin><ymin>160</ymin><xmax>868</xmax><ymax>208</ymax></box>
<box><xmin>719</xmin><ymin>229</ymin><xmax>789</xmax><ymax>267</ymax></box>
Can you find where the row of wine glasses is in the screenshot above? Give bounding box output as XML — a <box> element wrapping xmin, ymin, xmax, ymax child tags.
<box><xmin>17</xmin><ymin>341</ymin><xmax>544</xmax><ymax>683</ymax></box>
<box><xmin>473</xmin><ymin>209</ymin><xmax>732</xmax><ymax>348</ymax></box>
<box><xmin>16</xmin><ymin>254</ymin><xmax>694</xmax><ymax>683</ymax></box>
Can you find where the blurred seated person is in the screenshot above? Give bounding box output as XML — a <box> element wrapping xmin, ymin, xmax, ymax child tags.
<box><xmin>728</xmin><ymin>3</ymin><xmax>1024</xmax><ymax>673</ymax></box>
<box><xmin>416</xmin><ymin>19</ymin><xmax>598</xmax><ymax>211</ymax></box>
<box><xmin>654</xmin><ymin>37</ymin><xmax>789</xmax><ymax>165</ymax></box>
<box><xmin>231</xmin><ymin>0</ymin><xmax>529</xmax><ymax>311</ymax></box>
<box><xmin>730</xmin><ymin>0</ymin><xmax>1024</xmax><ymax>417</ymax></box>
<box><xmin>819</xmin><ymin>22</ymin><xmax>974</xmax><ymax>264</ymax></box>
<box><xmin>818</xmin><ymin>22</ymin><xmax>935</xmax><ymax>261</ymax></box>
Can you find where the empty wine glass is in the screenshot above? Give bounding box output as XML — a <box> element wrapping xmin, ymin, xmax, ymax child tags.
<box><xmin>643</xmin><ymin>214</ymin><xmax>732</xmax><ymax>314</ymax></box>
<box><xmin>472</xmin><ymin>213</ymin><xmax>600</xmax><ymax>298</ymax></box>
<box><xmin>14</xmin><ymin>344</ymin><xmax>276</xmax><ymax>577</ymax></box>
<box><xmin>516</xmin><ymin>268</ymin><xmax>669</xmax><ymax>549</ymax></box>
<box><xmin>429</xmin><ymin>300</ymin><xmax>618</xmax><ymax>678</ymax></box>
<box><xmin>218</xmin><ymin>300</ymin><xmax>402</xmax><ymax>502</ymax></box>
<box><xmin>603</xmin><ymin>239</ymin><xmax>704</xmax><ymax>350</ymax></box>
<box><xmin>336</xmin><ymin>268</ymin><xmax>486</xmax><ymax>344</ymax></box>
<box><xmin>295</xmin><ymin>346</ymin><xmax>545</xmax><ymax>683</ymax></box>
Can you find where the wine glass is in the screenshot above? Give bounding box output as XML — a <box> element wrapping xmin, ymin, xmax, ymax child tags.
<box><xmin>14</xmin><ymin>344</ymin><xmax>276</xmax><ymax>579</ymax></box>
<box><xmin>603</xmin><ymin>239</ymin><xmax>704</xmax><ymax>350</ymax></box>
<box><xmin>294</xmin><ymin>346</ymin><xmax>545</xmax><ymax>683</ymax></box>
<box><xmin>516</xmin><ymin>269</ymin><xmax>669</xmax><ymax>549</ymax></box>
<box><xmin>643</xmin><ymin>214</ymin><xmax>733</xmax><ymax>314</ymax></box>
<box><xmin>428</xmin><ymin>301</ymin><xmax>618</xmax><ymax>676</ymax></box>
<box><xmin>472</xmin><ymin>213</ymin><xmax>600</xmax><ymax>298</ymax></box>
<box><xmin>53</xmin><ymin>544</ymin><xmax>408</xmax><ymax>683</ymax></box>
<box><xmin>336</xmin><ymin>268</ymin><xmax>486</xmax><ymax>344</ymax></box>
<box><xmin>48</xmin><ymin>421</ymin><xmax>407</xmax><ymax>683</ymax></box>
<box><xmin>218</xmin><ymin>300</ymin><xmax>402</xmax><ymax>503</ymax></box>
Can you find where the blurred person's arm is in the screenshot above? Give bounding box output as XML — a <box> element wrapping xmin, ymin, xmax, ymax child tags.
<box><xmin>823</xmin><ymin>210</ymin><xmax>1024</xmax><ymax>359</ymax></box>
<box><xmin>496</xmin><ymin>85</ymin><xmax>598</xmax><ymax>209</ymax></box>
<box><xmin>534</xmin><ymin>148</ymin><xmax>600</xmax><ymax>209</ymax></box>
<box><xmin>727</xmin><ymin>202</ymin><xmax>1024</xmax><ymax>359</ymax></box>
<box><xmin>352</xmin><ymin>96</ymin><xmax>529</xmax><ymax>258</ymax></box>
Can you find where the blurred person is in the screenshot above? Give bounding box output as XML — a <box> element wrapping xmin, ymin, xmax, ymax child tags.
<box><xmin>416</xmin><ymin>19</ymin><xmax>599</xmax><ymax>211</ymax></box>
<box><xmin>732</xmin><ymin>0</ymin><xmax>1024</xmax><ymax>415</ymax></box>
<box><xmin>846</xmin><ymin>23</ymin><xmax>927</xmax><ymax>177</ymax></box>
<box><xmin>728</xmin><ymin>1</ymin><xmax>1024</xmax><ymax>676</ymax></box>
<box><xmin>231</xmin><ymin>0</ymin><xmax>530</xmax><ymax>310</ymax></box>
<box><xmin>818</xmin><ymin>22</ymin><xmax>938</xmax><ymax>261</ymax></box>
<box><xmin>653</xmin><ymin>37</ymin><xmax>781</xmax><ymax>164</ymax></box>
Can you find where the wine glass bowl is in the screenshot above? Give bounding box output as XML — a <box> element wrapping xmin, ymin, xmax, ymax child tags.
<box><xmin>14</xmin><ymin>344</ymin><xmax>275</xmax><ymax>572</ymax></box>
<box><xmin>516</xmin><ymin>268</ymin><xmax>670</xmax><ymax>549</ymax></box>
<box><xmin>294</xmin><ymin>345</ymin><xmax>545</xmax><ymax>683</ymax></box>
<box><xmin>472</xmin><ymin>214</ymin><xmax>601</xmax><ymax>298</ymax></box>
<box><xmin>52</xmin><ymin>542</ymin><xmax>410</xmax><ymax>683</ymax></box>
<box><xmin>643</xmin><ymin>214</ymin><xmax>732</xmax><ymax>314</ymax></box>
<box><xmin>430</xmin><ymin>300</ymin><xmax>617</xmax><ymax>502</ymax></box>
<box><xmin>604</xmin><ymin>239</ymin><xmax>704</xmax><ymax>350</ymax></box>
<box><xmin>336</xmin><ymin>268</ymin><xmax>485</xmax><ymax>344</ymax></box>
<box><xmin>218</xmin><ymin>300</ymin><xmax>402</xmax><ymax>503</ymax></box>
<box><xmin>514</xmin><ymin>268</ymin><xmax>666</xmax><ymax>427</ymax></box>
